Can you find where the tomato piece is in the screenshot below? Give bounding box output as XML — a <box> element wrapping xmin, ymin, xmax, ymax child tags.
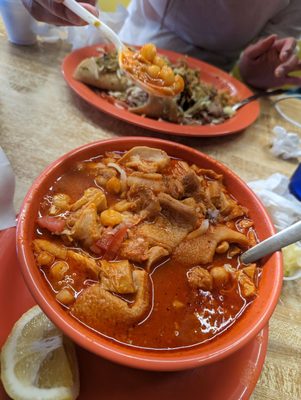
<box><xmin>94</xmin><ymin>225</ymin><xmax>128</xmax><ymax>260</ymax></box>
<box><xmin>37</xmin><ymin>216</ymin><xmax>66</xmax><ymax>234</ymax></box>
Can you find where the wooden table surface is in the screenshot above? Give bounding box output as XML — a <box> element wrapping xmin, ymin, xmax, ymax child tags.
<box><xmin>0</xmin><ymin>24</ymin><xmax>300</xmax><ymax>400</ymax></box>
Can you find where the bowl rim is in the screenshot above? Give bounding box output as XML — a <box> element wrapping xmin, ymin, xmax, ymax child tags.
<box><xmin>16</xmin><ymin>136</ymin><xmax>283</xmax><ymax>371</ymax></box>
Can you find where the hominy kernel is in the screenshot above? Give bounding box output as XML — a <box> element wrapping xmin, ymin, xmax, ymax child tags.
<box><xmin>140</xmin><ymin>43</ymin><xmax>157</xmax><ymax>62</ymax></box>
<box><xmin>106</xmin><ymin>176</ymin><xmax>121</xmax><ymax>194</ymax></box>
<box><xmin>147</xmin><ymin>64</ymin><xmax>161</xmax><ymax>79</ymax></box>
<box><xmin>56</xmin><ymin>288</ymin><xmax>74</xmax><ymax>306</ymax></box>
<box><xmin>37</xmin><ymin>251</ymin><xmax>54</xmax><ymax>267</ymax></box>
<box><xmin>216</xmin><ymin>241</ymin><xmax>229</xmax><ymax>254</ymax></box>
<box><xmin>50</xmin><ymin>261</ymin><xmax>69</xmax><ymax>281</ymax></box>
<box><xmin>159</xmin><ymin>66</ymin><xmax>175</xmax><ymax>86</ymax></box>
<box><xmin>100</xmin><ymin>209</ymin><xmax>123</xmax><ymax>226</ymax></box>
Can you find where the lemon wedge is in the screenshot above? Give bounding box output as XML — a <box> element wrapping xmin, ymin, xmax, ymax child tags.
<box><xmin>282</xmin><ymin>243</ymin><xmax>301</xmax><ymax>277</ymax></box>
<box><xmin>0</xmin><ymin>305</ymin><xmax>79</xmax><ymax>400</ymax></box>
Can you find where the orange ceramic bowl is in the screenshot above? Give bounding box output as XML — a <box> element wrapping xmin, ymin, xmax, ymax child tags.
<box><xmin>17</xmin><ymin>137</ymin><xmax>283</xmax><ymax>371</ymax></box>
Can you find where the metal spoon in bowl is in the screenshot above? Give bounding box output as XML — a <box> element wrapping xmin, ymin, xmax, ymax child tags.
<box><xmin>232</xmin><ymin>87</ymin><xmax>301</xmax><ymax>111</ymax></box>
<box><xmin>63</xmin><ymin>0</ymin><xmax>182</xmax><ymax>97</ymax></box>
<box><xmin>240</xmin><ymin>220</ymin><xmax>301</xmax><ymax>264</ymax></box>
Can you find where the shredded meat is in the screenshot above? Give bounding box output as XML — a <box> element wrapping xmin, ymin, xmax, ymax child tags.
<box><xmin>127</xmin><ymin>184</ymin><xmax>161</xmax><ymax>220</ymax></box>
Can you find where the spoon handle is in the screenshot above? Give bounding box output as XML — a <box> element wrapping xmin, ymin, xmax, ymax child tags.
<box><xmin>63</xmin><ymin>0</ymin><xmax>124</xmax><ymax>50</ymax></box>
<box><xmin>241</xmin><ymin>220</ymin><xmax>301</xmax><ymax>264</ymax></box>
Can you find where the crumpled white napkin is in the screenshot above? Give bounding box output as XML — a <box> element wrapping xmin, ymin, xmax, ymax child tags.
<box><xmin>270</xmin><ymin>126</ymin><xmax>301</xmax><ymax>160</ymax></box>
<box><xmin>32</xmin><ymin>5</ymin><xmax>128</xmax><ymax>49</ymax></box>
<box><xmin>248</xmin><ymin>173</ymin><xmax>301</xmax><ymax>231</ymax></box>
<box><xmin>0</xmin><ymin>147</ymin><xmax>16</xmax><ymax>230</ymax></box>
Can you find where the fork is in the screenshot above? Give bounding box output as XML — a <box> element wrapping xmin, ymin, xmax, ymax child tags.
<box><xmin>232</xmin><ymin>87</ymin><xmax>301</xmax><ymax>111</ymax></box>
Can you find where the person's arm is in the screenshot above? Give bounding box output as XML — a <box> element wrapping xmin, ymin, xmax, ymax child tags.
<box><xmin>22</xmin><ymin>0</ymin><xmax>97</xmax><ymax>25</ymax></box>
<box><xmin>238</xmin><ymin>0</ymin><xmax>301</xmax><ymax>89</ymax></box>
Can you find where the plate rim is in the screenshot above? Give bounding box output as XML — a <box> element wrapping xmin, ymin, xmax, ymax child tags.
<box><xmin>61</xmin><ymin>44</ymin><xmax>260</xmax><ymax>137</ymax></box>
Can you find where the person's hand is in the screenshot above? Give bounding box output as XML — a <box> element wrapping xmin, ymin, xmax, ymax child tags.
<box><xmin>239</xmin><ymin>34</ymin><xmax>301</xmax><ymax>89</ymax></box>
<box><xmin>22</xmin><ymin>0</ymin><xmax>97</xmax><ymax>26</ymax></box>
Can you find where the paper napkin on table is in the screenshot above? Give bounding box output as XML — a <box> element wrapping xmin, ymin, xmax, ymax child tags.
<box><xmin>248</xmin><ymin>173</ymin><xmax>301</xmax><ymax>231</ymax></box>
<box><xmin>0</xmin><ymin>147</ymin><xmax>16</xmax><ymax>230</ymax></box>
<box><xmin>270</xmin><ymin>126</ymin><xmax>301</xmax><ymax>160</ymax></box>
<box><xmin>248</xmin><ymin>173</ymin><xmax>301</xmax><ymax>279</ymax></box>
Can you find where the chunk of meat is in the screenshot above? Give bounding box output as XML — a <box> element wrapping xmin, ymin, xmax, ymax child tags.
<box><xmin>158</xmin><ymin>193</ymin><xmax>198</xmax><ymax>228</ymax></box>
<box><xmin>242</xmin><ymin>264</ymin><xmax>257</xmax><ymax>280</ymax></box>
<box><xmin>49</xmin><ymin>194</ymin><xmax>71</xmax><ymax>215</ymax></box>
<box><xmin>33</xmin><ymin>239</ymin><xmax>100</xmax><ymax>279</ymax></box>
<box><xmin>66</xmin><ymin>203</ymin><xmax>101</xmax><ymax>249</ymax></box>
<box><xmin>33</xmin><ymin>239</ymin><xmax>67</xmax><ymax>260</ymax></box>
<box><xmin>119</xmin><ymin>146</ymin><xmax>170</xmax><ymax>173</ymax></box>
<box><xmin>206</xmin><ymin>181</ymin><xmax>222</xmax><ymax>207</ymax></box>
<box><xmin>197</xmin><ymin>168</ymin><xmax>223</xmax><ymax>181</ymax></box>
<box><xmin>37</xmin><ymin>216</ymin><xmax>66</xmax><ymax>234</ymax></box>
<box><xmin>71</xmin><ymin>269</ymin><xmax>150</xmax><ymax>327</ymax></box>
<box><xmin>99</xmin><ymin>260</ymin><xmax>136</xmax><ymax>294</ymax></box>
<box><xmin>145</xmin><ymin>246</ymin><xmax>169</xmax><ymax>270</ymax></box>
<box><xmin>173</xmin><ymin>225</ymin><xmax>249</xmax><ymax>266</ymax></box>
<box><xmin>127</xmin><ymin>172</ymin><xmax>165</xmax><ymax>193</ymax></box>
<box><xmin>219</xmin><ymin>192</ymin><xmax>247</xmax><ymax>221</ymax></box>
<box><xmin>127</xmin><ymin>184</ymin><xmax>161</xmax><ymax>220</ymax></box>
<box><xmin>134</xmin><ymin>215</ymin><xmax>193</xmax><ymax>253</ymax></box>
<box><xmin>223</xmin><ymin>263</ymin><xmax>257</xmax><ymax>298</ymax></box>
<box><xmin>70</xmin><ymin>187</ymin><xmax>107</xmax><ymax>212</ymax></box>
<box><xmin>163</xmin><ymin>160</ymin><xmax>189</xmax><ymax>199</ymax></box>
<box><xmin>120</xmin><ymin>236</ymin><xmax>149</xmax><ymax>263</ymax></box>
<box><xmin>182</xmin><ymin>170</ymin><xmax>206</xmax><ymax>201</ymax></box>
<box><xmin>67</xmin><ymin>251</ymin><xmax>100</xmax><ymax>279</ymax></box>
<box><xmin>187</xmin><ymin>266</ymin><xmax>213</xmax><ymax>291</ymax></box>
<box><xmin>236</xmin><ymin>270</ymin><xmax>257</xmax><ymax>298</ymax></box>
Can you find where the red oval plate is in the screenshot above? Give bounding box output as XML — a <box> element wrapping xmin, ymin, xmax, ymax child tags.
<box><xmin>62</xmin><ymin>45</ymin><xmax>260</xmax><ymax>137</ymax></box>
<box><xmin>0</xmin><ymin>228</ymin><xmax>267</xmax><ymax>400</ymax></box>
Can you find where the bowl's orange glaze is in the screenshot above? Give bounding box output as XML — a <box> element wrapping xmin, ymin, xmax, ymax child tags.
<box><xmin>17</xmin><ymin>137</ymin><xmax>282</xmax><ymax>371</ymax></box>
